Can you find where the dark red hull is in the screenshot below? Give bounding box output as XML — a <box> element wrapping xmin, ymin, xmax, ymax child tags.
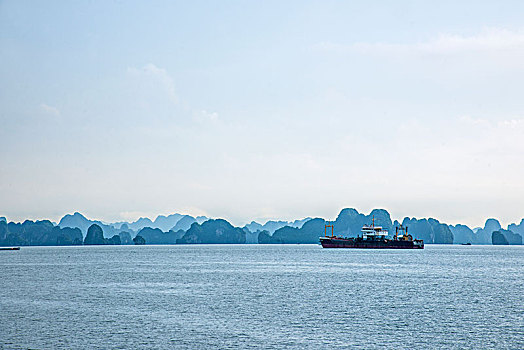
<box><xmin>320</xmin><ymin>237</ymin><xmax>424</xmax><ymax>249</ymax></box>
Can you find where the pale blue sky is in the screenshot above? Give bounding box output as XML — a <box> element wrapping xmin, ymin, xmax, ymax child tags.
<box><xmin>2</xmin><ymin>1</ymin><xmax>524</xmax><ymax>227</ymax></box>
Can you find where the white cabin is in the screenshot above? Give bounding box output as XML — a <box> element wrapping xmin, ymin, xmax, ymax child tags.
<box><xmin>361</xmin><ymin>225</ymin><xmax>388</xmax><ymax>239</ymax></box>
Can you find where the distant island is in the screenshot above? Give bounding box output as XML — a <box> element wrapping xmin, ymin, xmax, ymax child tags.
<box><xmin>0</xmin><ymin>209</ymin><xmax>523</xmax><ymax>247</ymax></box>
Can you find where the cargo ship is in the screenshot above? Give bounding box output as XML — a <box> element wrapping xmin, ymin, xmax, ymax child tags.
<box><xmin>320</xmin><ymin>219</ymin><xmax>424</xmax><ymax>249</ymax></box>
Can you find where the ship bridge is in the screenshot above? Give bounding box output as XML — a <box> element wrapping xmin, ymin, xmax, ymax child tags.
<box><xmin>361</xmin><ymin>225</ymin><xmax>388</xmax><ymax>239</ymax></box>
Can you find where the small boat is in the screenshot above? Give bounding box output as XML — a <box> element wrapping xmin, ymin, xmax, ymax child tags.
<box><xmin>461</xmin><ymin>243</ymin><xmax>472</xmax><ymax>245</ymax></box>
<box><xmin>0</xmin><ymin>247</ymin><xmax>20</xmax><ymax>250</ymax></box>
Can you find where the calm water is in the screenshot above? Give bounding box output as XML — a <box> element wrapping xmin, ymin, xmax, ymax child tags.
<box><xmin>1</xmin><ymin>245</ymin><xmax>523</xmax><ymax>349</ymax></box>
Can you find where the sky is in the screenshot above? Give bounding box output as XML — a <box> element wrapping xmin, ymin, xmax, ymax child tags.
<box><xmin>1</xmin><ymin>1</ymin><xmax>524</xmax><ymax>228</ymax></box>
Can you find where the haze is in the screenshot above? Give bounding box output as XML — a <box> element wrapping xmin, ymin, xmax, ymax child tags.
<box><xmin>1</xmin><ymin>1</ymin><xmax>524</xmax><ymax>227</ymax></box>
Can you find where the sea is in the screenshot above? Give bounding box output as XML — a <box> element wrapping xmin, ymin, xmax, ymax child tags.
<box><xmin>1</xmin><ymin>244</ymin><xmax>522</xmax><ymax>349</ymax></box>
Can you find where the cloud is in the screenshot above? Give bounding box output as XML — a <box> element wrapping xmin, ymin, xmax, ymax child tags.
<box><xmin>458</xmin><ymin>115</ymin><xmax>524</xmax><ymax>133</ymax></box>
<box><xmin>397</xmin><ymin>114</ymin><xmax>524</xmax><ymax>171</ymax></box>
<box><xmin>39</xmin><ymin>103</ymin><xmax>60</xmax><ymax>117</ymax></box>
<box><xmin>499</xmin><ymin>118</ymin><xmax>524</xmax><ymax>129</ymax></box>
<box><xmin>355</xmin><ymin>28</ymin><xmax>524</xmax><ymax>55</ymax></box>
<box><xmin>127</xmin><ymin>63</ymin><xmax>178</xmax><ymax>104</ymax></box>
<box><xmin>193</xmin><ymin>109</ymin><xmax>219</xmax><ymax>124</ymax></box>
<box><xmin>124</xmin><ymin>63</ymin><xmax>223</xmax><ymax>129</ymax></box>
<box><xmin>316</xmin><ymin>27</ymin><xmax>524</xmax><ymax>66</ymax></box>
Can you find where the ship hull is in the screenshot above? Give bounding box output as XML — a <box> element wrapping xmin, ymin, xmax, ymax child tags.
<box><xmin>320</xmin><ymin>237</ymin><xmax>423</xmax><ymax>249</ymax></box>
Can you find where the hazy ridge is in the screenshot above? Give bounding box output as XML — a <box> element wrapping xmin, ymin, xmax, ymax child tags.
<box><xmin>1</xmin><ymin>209</ymin><xmax>523</xmax><ymax>246</ymax></box>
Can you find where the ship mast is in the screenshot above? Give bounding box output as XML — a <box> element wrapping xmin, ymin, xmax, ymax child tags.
<box><xmin>325</xmin><ymin>224</ymin><xmax>334</xmax><ymax>238</ymax></box>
